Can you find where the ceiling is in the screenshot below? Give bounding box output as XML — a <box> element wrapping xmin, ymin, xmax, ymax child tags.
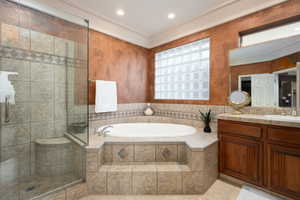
<box><xmin>62</xmin><ymin>0</ymin><xmax>234</xmax><ymax>37</ymax></box>
<box><xmin>18</xmin><ymin>0</ymin><xmax>288</xmax><ymax>47</ymax></box>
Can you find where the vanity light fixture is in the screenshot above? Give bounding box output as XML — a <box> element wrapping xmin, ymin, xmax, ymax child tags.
<box><xmin>168</xmin><ymin>13</ymin><xmax>176</xmax><ymax>19</ymax></box>
<box><xmin>116</xmin><ymin>9</ymin><xmax>125</xmax><ymax>16</ymax></box>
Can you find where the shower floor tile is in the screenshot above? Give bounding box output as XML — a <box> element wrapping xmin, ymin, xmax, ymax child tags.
<box><xmin>20</xmin><ymin>173</ymin><xmax>80</xmax><ymax>200</ymax></box>
<box><xmin>79</xmin><ymin>180</ymin><xmax>240</xmax><ymax>200</ymax></box>
<box><xmin>0</xmin><ymin>173</ymin><xmax>80</xmax><ymax>200</ymax></box>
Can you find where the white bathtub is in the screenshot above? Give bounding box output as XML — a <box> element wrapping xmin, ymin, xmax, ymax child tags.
<box><xmin>100</xmin><ymin>123</ymin><xmax>197</xmax><ymax>138</ymax></box>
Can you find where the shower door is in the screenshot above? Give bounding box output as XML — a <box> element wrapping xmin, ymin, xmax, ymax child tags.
<box><xmin>0</xmin><ymin>0</ymin><xmax>89</xmax><ymax>199</ymax></box>
<box><xmin>0</xmin><ymin>2</ymin><xmax>31</xmax><ymax>199</ymax></box>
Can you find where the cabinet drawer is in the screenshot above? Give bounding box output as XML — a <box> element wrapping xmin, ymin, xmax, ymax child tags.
<box><xmin>219</xmin><ymin>120</ymin><xmax>263</xmax><ymax>138</ymax></box>
<box><xmin>268</xmin><ymin>127</ymin><xmax>300</xmax><ymax>145</ymax></box>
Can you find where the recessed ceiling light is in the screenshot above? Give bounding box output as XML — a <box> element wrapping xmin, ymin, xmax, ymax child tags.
<box><xmin>116</xmin><ymin>9</ymin><xmax>125</xmax><ymax>16</ymax></box>
<box><xmin>168</xmin><ymin>13</ymin><xmax>176</xmax><ymax>19</ymax></box>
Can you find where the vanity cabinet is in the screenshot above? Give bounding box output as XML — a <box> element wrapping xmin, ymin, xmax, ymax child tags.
<box><xmin>220</xmin><ymin>135</ymin><xmax>263</xmax><ymax>185</ymax></box>
<box><xmin>218</xmin><ymin>120</ymin><xmax>264</xmax><ymax>186</ymax></box>
<box><xmin>218</xmin><ymin>120</ymin><xmax>300</xmax><ymax>199</ymax></box>
<box><xmin>268</xmin><ymin>144</ymin><xmax>300</xmax><ymax>199</ymax></box>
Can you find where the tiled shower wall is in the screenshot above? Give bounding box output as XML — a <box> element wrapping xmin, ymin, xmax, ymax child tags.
<box><xmin>0</xmin><ymin>22</ymin><xmax>85</xmax><ymax>180</ymax></box>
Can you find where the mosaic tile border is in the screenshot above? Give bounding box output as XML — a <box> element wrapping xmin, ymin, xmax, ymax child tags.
<box><xmin>0</xmin><ymin>45</ymin><xmax>87</xmax><ymax>66</ymax></box>
<box><xmin>89</xmin><ymin>110</ymin><xmax>144</xmax><ymax>121</ymax></box>
<box><xmin>89</xmin><ymin>103</ymin><xmax>294</xmax><ymax>122</ymax></box>
<box><xmin>155</xmin><ymin>110</ymin><xmax>199</xmax><ymax>120</ymax></box>
<box><xmin>88</xmin><ymin>107</ymin><xmax>205</xmax><ymax>121</ymax></box>
<box><xmin>88</xmin><ymin>103</ymin><xmax>222</xmax><ymax>121</ymax></box>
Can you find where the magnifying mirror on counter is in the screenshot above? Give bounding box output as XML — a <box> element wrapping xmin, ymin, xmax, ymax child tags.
<box><xmin>228</xmin><ymin>91</ymin><xmax>251</xmax><ymax>114</ymax></box>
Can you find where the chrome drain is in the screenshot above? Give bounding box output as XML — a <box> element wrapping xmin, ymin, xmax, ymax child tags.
<box><xmin>25</xmin><ymin>186</ymin><xmax>36</xmax><ymax>192</ymax></box>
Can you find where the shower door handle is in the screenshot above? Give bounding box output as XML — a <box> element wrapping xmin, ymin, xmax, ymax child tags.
<box><xmin>5</xmin><ymin>96</ymin><xmax>10</xmax><ymax>123</ymax></box>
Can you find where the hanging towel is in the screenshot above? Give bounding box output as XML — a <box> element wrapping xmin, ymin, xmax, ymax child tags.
<box><xmin>95</xmin><ymin>80</ymin><xmax>117</xmax><ymax>113</ymax></box>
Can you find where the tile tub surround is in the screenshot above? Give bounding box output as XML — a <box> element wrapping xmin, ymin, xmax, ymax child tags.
<box><xmin>79</xmin><ymin>179</ymin><xmax>241</xmax><ymax>200</ymax></box>
<box><xmin>84</xmin><ymin>104</ymin><xmax>293</xmax><ymax>196</ymax></box>
<box><xmin>84</xmin><ymin>134</ymin><xmax>218</xmax><ymax>195</ymax></box>
<box><xmin>88</xmin><ymin>104</ymin><xmax>222</xmax><ymax>133</ymax></box>
<box><xmin>88</xmin><ymin>104</ymin><xmax>148</xmax><ymax>121</ymax></box>
<box><xmin>89</xmin><ymin>103</ymin><xmax>294</xmax><ymax>137</ymax></box>
<box><xmin>101</xmin><ymin>143</ymin><xmax>187</xmax><ymax>163</ymax></box>
<box><xmin>88</xmin><ymin>115</ymin><xmax>217</xmax><ymax>142</ymax></box>
<box><xmin>87</xmin><ymin>130</ymin><xmax>217</xmax><ymax>151</ymax></box>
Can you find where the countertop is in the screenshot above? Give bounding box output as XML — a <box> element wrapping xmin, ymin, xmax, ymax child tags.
<box><xmin>217</xmin><ymin>113</ymin><xmax>300</xmax><ymax>128</ymax></box>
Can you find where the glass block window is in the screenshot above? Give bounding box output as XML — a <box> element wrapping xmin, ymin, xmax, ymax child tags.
<box><xmin>155</xmin><ymin>38</ymin><xmax>210</xmax><ymax>100</ymax></box>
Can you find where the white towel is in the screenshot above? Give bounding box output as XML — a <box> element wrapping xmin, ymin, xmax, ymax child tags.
<box><xmin>95</xmin><ymin>80</ymin><xmax>117</xmax><ymax>113</ymax></box>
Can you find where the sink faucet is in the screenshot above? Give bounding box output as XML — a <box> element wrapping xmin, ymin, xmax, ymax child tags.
<box><xmin>97</xmin><ymin>125</ymin><xmax>113</xmax><ymax>137</ymax></box>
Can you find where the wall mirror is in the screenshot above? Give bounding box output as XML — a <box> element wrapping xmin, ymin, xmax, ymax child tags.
<box><xmin>229</xmin><ymin>34</ymin><xmax>300</xmax><ymax>108</ymax></box>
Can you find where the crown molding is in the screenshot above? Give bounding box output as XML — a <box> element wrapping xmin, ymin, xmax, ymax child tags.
<box><xmin>148</xmin><ymin>0</ymin><xmax>288</xmax><ymax>48</ymax></box>
<box><xmin>149</xmin><ymin>0</ymin><xmax>240</xmax><ymax>38</ymax></box>
<box><xmin>14</xmin><ymin>0</ymin><xmax>288</xmax><ymax>49</ymax></box>
<box><xmin>14</xmin><ymin>0</ymin><xmax>150</xmax><ymax>48</ymax></box>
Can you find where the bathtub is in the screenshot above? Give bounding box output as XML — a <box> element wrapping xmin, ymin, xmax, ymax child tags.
<box><xmin>99</xmin><ymin>123</ymin><xmax>197</xmax><ymax>138</ymax></box>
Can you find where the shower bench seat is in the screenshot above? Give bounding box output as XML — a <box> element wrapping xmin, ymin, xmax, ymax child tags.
<box><xmin>35</xmin><ymin>137</ymin><xmax>74</xmax><ymax>177</ymax></box>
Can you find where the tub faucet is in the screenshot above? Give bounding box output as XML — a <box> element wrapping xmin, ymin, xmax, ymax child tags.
<box><xmin>97</xmin><ymin>125</ymin><xmax>113</xmax><ymax>137</ymax></box>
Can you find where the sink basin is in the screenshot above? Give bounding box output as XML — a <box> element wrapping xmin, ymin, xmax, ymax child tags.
<box><xmin>264</xmin><ymin>115</ymin><xmax>300</xmax><ymax>122</ymax></box>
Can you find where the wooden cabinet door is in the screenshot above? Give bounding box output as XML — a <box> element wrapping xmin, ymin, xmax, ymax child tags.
<box><xmin>268</xmin><ymin>144</ymin><xmax>300</xmax><ymax>199</ymax></box>
<box><xmin>220</xmin><ymin>135</ymin><xmax>263</xmax><ymax>185</ymax></box>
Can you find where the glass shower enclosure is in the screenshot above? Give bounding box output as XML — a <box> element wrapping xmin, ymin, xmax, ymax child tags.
<box><xmin>0</xmin><ymin>0</ymin><xmax>89</xmax><ymax>199</ymax></box>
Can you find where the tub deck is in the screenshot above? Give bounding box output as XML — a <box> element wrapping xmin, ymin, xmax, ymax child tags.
<box><xmin>87</xmin><ymin>131</ymin><xmax>218</xmax><ymax>152</ymax></box>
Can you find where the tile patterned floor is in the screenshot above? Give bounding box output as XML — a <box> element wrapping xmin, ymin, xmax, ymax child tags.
<box><xmin>79</xmin><ymin>180</ymin><xmax>241</xmax><ymax>200</ymax></box>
